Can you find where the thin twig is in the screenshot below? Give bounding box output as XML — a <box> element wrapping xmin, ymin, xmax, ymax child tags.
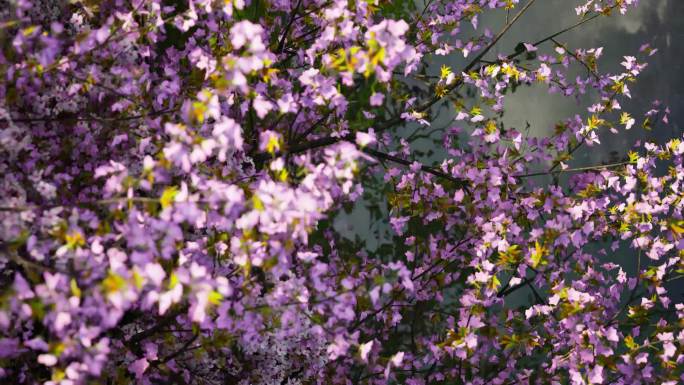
<box><xmin>515</xmin><ymin>161</ymin><xmax>630</xmax><ymax>178</ymax></box>
<box><xmin>276</xmin><ymin>0</ymin><xmax>303</xmax><ymax>53</ymax></box>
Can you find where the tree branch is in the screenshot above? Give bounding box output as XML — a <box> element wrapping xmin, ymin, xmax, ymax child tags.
<box><xmin>361</xmin><ymin>147</ymin><xmax>468</xmax><ymax>187</ymax></box>
<box><xmin>515</xmin><ymin>161</ymin><xmax>630</xmax><ymax>178</ymax></box>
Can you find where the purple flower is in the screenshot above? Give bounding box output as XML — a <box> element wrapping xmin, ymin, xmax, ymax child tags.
<box><xmin>369</xmin><ymin>92</ymin><xmax>384</xmax><ymax>106</ymax></box>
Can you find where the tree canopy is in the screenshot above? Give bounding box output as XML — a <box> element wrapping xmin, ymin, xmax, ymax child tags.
<box><xmin>0</xmin><ymin>0</ymin><xmax>682</xmax><ymax>384</ymax></box>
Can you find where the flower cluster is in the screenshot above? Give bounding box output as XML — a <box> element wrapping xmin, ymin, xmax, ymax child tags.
<box><xmin>0</xmin><ymin>0</ymin><xmax>681</xmax><ymax>384</ymax></box>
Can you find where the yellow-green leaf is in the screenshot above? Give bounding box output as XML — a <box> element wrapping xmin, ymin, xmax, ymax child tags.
<box><xmin>168</xmin><ymin>272</ymin><xmax>179</xmax><ymax>289</ymax></box>
<box><xmin>624</xmin><ymin>335</ymin><xmax>638</xmax><ymax>350</ymax></box>
<box><xmin>102</xmin><ymin>271</ymin><xmax>127</xmax><ymax>293</ymax></box>
<box><xmin>530</xmin><ymin>241</ymin><xmax>546</xmax><ymax>268</ymax></box>
<box><xmin>160</xmin><ymin>186</ymin><xmax>178</xmax><ymax>209</ymax></box>
<box><xmin>628</xmin><ymin>151</ymin><xmax>639</xmax><ymax>164</ymax></box>
<box><xmin>70</xmin><ymin>278</ymin><xmax>81</xmax><ymax>298</ymax></box>
<box><xmin>440</xmin><ymin>65</ymin><xmax>452</xmax><ymax>79</ymax></box>
<box><xmin>208</xmin><ymin>290</ymin><xmax>223</xmax><ymax>305</ymax></box>
<box><xmin>489</xmin><ymin>274</ymin><xmax>501</xmax><ymax>290</ymax></box>
<box><xmin>65</xmin><ymin>231</ymin><xmax>85</xmax><ymax>249</ymax></box>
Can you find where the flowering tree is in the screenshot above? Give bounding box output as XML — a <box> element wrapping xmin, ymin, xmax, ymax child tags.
<box><xmin>0</xmin><ymin>0</ymin><xmax>682</xmax><ymax>384</ymax></box>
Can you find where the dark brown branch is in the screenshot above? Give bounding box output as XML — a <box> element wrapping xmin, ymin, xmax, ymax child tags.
<box><xmin>361</xmin><ymin>147</ymin><xmax>469</xmax><ymax>187</ymax></box>
<box><xmin>125</xmin><ymin>305</ymin><xmax>188</xmax><ymax>356</ymax></box>
<box><xmin>276</xmin><ymin>0</ymin><xmax>303</xmax><ymax>53</ymax></box>
<box><xmin>156</xmin><ymin>332</ymin><xmax>200</xmax><ymax>365</ymax></box>
<box><xmin>497</xmin><ymin>276</ymin><xmax>534</xmax><ymax>298</ymax></box>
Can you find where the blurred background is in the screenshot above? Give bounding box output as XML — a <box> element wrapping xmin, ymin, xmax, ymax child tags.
<box><xmin>489</xmin><ymin>0</ymin><xmax>682</xmax><ymax>161</ymax></box>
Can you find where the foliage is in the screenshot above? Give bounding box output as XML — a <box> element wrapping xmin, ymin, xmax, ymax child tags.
<box><xmin>0</xmin><ymin>0</ymin><xmax>682</xmax><ymax>384</ymax></box>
